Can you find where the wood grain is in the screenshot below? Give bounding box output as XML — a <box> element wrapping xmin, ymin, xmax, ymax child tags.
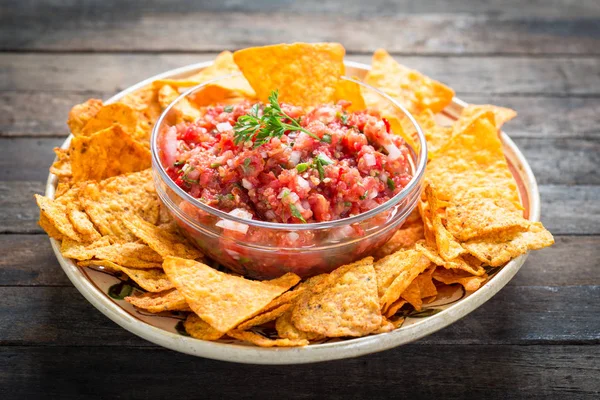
<box><xmin>1</xmin><ymin>235</ymin><xmax>597</xmax><ymax>288</ymax></box>
<box><xmin>2</xmin><ymin>1</ymin><xmax>599</xmax><ymax>54</ymax></box>
<box><xmin>4</xmin><ymin>92</ymin><xmax>599</xmax><ymax>139</ymax></box>
<box><xmin>2</xmin><ymin>54</ymin><xmax>600</xmax><ymax>96</ymax></box>
<box><xmin>0</xmin><ymin>345</ymin><xmax>597</xmax><ymax>399</ymax></box>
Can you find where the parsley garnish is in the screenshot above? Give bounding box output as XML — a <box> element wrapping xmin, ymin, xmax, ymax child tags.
<box><xmin>210</xmin><ymin>162</ymin><xmax>220</xmax><ymax>168</ymax></box>
<box><xmin>360</xmin><ymin>191</ymin><xmax>369</xmax><ymax>200</ymax></box>
<box><xmin>387</xmin><ymin>177</ymin><xmax>396</xmax><ymax>190</ymax></box>
<box><xmin>322</xmin><ymin>134</ymin><xmax>332</xmax><ymax>143</ymax></box>
<box><xmin>296</xmin><ymin>163</ymin><xmax>309</xmax><ymax>173</ymax></box>
<box><xmin>340</xmin><ymin>113</ymin><xmax>349</xmax><ymax>125</ymax></box>
<box><xmin>314</xmin><ymin>153</ymin><xmax>333</xmax><ymax>180</ymax></box>
<box><xmin>243</xmin><ymin>157</ymin><xmax>251</xmax><ymax>168</ymax></box>
<box><xmin>289</xmin><ymin>204</ymin><xmax>306</xmax><ymax>223</ymax></box>
<box><xmin>224</xmin><ymin>105</ymin><xmax>234</xmax><ymax>113</ymax></box>
<box><xmin>233</xmin><ymin>90</ymin><xmax>322</xmax><ymax>147</ymax></box>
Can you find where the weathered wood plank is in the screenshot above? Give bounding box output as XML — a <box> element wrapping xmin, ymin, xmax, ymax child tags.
<box><xmin>2</xmin><ymin>136</ymin><xmax>597</xmax><ymax>185</ymax></box>
<box><xmin>2</xmin><ymin>1</ymin><xmax>599</xmax><ymax>54</ymax></box>
<box><xmin>4</xmin><ymin>92</ymin><xmax>599</xmax><ymax>139</ymax></box>
<box><xmin>2</xmin><ymin>54</ymin><xmax>599</xmax><ymax>96</ymax></box>
<box><xmin>0</xmin><ymin>345</ymin><xmax>597</xmax><ymax>399</ymax></box>
<box><xmin>0</xmin><ymin>286</ymin><xmax>598</xmax><ymax>347</ymax></box>
<box><xmin>1</xmin><ymin>234</ymin><xmax>597</xmax><ymax>287</ymax></box>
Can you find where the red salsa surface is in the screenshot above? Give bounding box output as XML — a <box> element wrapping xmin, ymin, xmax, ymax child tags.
<box><xmin>161</xmin><ymin>100</ymin><xmax>413</xmax><ymax>224</ymax></box>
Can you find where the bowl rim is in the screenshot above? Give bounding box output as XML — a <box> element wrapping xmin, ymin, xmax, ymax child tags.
<box><xmin>150</xmin><ymin>74</ymin><xmax>427</xmax><ymax>231</ymax></box>
<box><xmin>45</xmin><ymin>60</ymin><xmax>540</xmax><ymax>364</ymax></box>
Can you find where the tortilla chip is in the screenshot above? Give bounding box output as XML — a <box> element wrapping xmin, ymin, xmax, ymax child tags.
<box><xmin>432</xmin><ymin>268</ymin><xmax>488</xmax><ymax>292</ymax></box>
<box><xmin>364</xmin><ymin>49</ymin><xmax>454</xmax><ymax>115</ymax></box>
<box><xmin>70</xmin><ymin>125</ymin><xmax>151</xmax><ymax>182</ymax></box>
<box><xmin>372</xmin><ymin>317</ymin><xmax>396</xmax><ymax>334</ymax></box>
<box><xmin>68</xmin><ymin>99</ymin><xmax>103</xmax><ymax>136</ymax></box>
<box><xmin>275</xmin><ymin>275</ymin><xmax>328</xmax><ymax>341</ymax></box>
<box><xmin>463</xmin><ymin>222</ymin><xmax>554</xmax><ymax>267</ymax></box>
<box><xmin>49</xmin><ymin>148</ymin><xmax>72</xmax><ymax>178</ymax></box>
<box><xmin>335</xmin><ymin>78</ymin><xmax>366</xmax><ymax>111</ymax></box>
<box><xmin>400</xmin><ymin>280</ymin><xmax>422</xmax><ymax>310</ymax></box>
<box><xmin>236</xmin><ymin>303</ymin><xmax>293</xmax><ymax>331</ymax></box>
<box><xmin>187</xmin><ymin>51</ymin><xmax>256</xmax><ymax>99</ymax></box>
<box><xmin>78</xmin><ymin>260</ymin><xmax>173</xmax><ymax>292</ymax></box>
<box><xmin>120</xmin><ymin>85</ymin><xmax>164</xmax><ymax>142</ymax></box>
<box><xmin>234</xmin><ymin>43</ymin><xmax>345</xmax><ymax>107</ymax></box>
<box><xmin>227</xmin><ymin>330</ymin><xmax>308</xmax><ymax>347</ymax></box>
<box><xmin>384</xmin><ymin>299</ymin><xmax>407</xmax><ymax>318</ymax></box>
<box><xmin>373</xmin><ymin>223</ymin><xmax>424</xmax><ymax>259</ymax></box>
<box><xmin>125</xmin><ymin>288</ymin><xmax>190</xmax><ymax>313</ymax></box>
<box><xmin>415</xmin><ymin>267</ymin><xmax>438</xmax><ymax>299</ymax></box>
<box><xmin>292</xmin><ymin>257</ymin><xmax>382</xmax><ymax>337</ymax></box>
<box><xmin>184</xmin><ymin>313</ymin><xmax>224</xmax><ymax>340</ymax></box>
<box><xmin>415</xmin><ymin>241</ymin><xmax>485</xmax><ymax>276</ymax></box>
<box><xmin>385</xmin><ymin>114</ymin><xmax>419</xmax><ymax>155</ymax></box>
<box><xmin>79</xmin><ymin>103</ymin><xmax>139</xmax><ymax>138</ymax></box>
<box><xmin>445</xmin><ymin>197</ymin><xmax>530</xmax><ymax>242</ymax></box>
<box><xmin>424</xmin><ymin>185</ymin><xmax>466</xmax><ymax>261</ymax></box>
<box><xmin>425</xmin><ymin>111</ymin><xmax>522</xmax><ymax>210</ymax></box>
<box><xmin>123</xmin><ymin>216</ymin><xmax>202</xmax><ymax>260</ymax></box>
<box><xmin>79</xmin><ymin>169</ymin><xmax>160</xmax><ymax>242</ymax></box>
<box><xmin>457</xmin><ymin>104</ymin><xmax>517</xmax><ymax>132</ymax></box>
<box><xmin>60</xmin><ymin>236</ymin><xmax>111</xmax><ymax>260</ymax></box>
<box><xmin>66</xmin><ymin>204</ymin><xmax>102</xmax><ymax>243</ymax></box>
<box><xmin>163</xmin><ymin>257</ymin><xmax>300</xmax><ymax>333</ymax></box>
<box><xmin>375</xmin><ymin>250</ymin><xmax>431</xmax><ymax>312</ymax></box>
<box><xmin>38</xmin><ymin>213</ymin><xmax>64</xmax><ymax>241</ymax></box>
<box><xmin>35</xmin><ymin>194</ymin><xmax>83</xmax><ymax>242</ymax></box>
<box><xmin>401</xmin><ymin>109</ymin><xmax>453</xmax><ymax>159</ymax></box>
<box><xmin>92</xmin><ymin>242</ymin><xmax>163</xmax><ymax>268</ymax></box>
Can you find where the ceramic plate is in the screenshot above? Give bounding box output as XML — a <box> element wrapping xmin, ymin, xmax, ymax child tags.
<box><xmin>46</xmin><ymin>61</ymin><xmax>540</xmax><ymax>364</ymax></box>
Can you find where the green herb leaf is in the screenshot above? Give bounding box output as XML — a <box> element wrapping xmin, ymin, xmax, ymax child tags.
<box><xmin>174</xmin><ymin>160</ymin><xmax>185</xmax><ymax>167</ymax></box>
<box><xmin>233</xmin><ymin>90</ymin><xmax>323</xmax><ymax>147</ymax></box>
<box><xmin>340</xmin><ymin>113</ymin><xmax>349</xmax><ymax>125</ymax></box>
<box><xmin>244</xmin><ymin>157</ymin><xmax>251</xmax><ymax>168</ymax></box>
<box><xmin>360</xmin><ymin>191</ymin><xmax>369</xmax><ymax>200</ymax></box>
<box><xmin>343</xmin><ymin>201</ymin><xmax>352</xmax><ymax>207</ymax></box>
<box><xmin>289</xmin><ymin>204</ymin><xmax>306</xmax><ymax>223</ymax></box>
<box><xmin>387</xmin><ymin>177</ymin><xmax>396</xmax><ymax>190</ymax></box>
<box><xmin>322</xmin><ymin>134</ymin><xmax>332</xmax><ymax>143</ymax></box>
<box><xmin>108</xmin><ymin>282</ymin><xmax>133</xmax><ymax>300</ymax></box>
<box><xmin>296</xmin><ymin>163</ymin><xmax>309</xmax><ymax>173</ymax></box>
<box><xmin>224</xmin><ymin>105</ymin><xmax>234</xmax><ymax>113</ymax></box>
<box><xmin>210</xmin><ymin>162</ymin><xmax>221</xmax><ymax>168</ymax></box>
<box><xmin>316</xmin><ymin>153</ymin><xmax>333</xmax><ymax>166</ymax></box>
<box><xmin>182</xmin><ymin>176</ymin><xmax>199</xmax><ymax>184</ymax></box>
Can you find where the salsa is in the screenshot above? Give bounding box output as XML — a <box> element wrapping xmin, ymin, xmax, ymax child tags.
<box><xmin>161</xmin><ymin>97</ymin><xmax>413</xmax><ymax>225</ymax></box>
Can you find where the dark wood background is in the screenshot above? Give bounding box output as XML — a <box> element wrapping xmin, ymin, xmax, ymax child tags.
<box><xmin>1</xmin><ymin>1</ymin><xmax>599</xmax><ymax>398</ymax></box>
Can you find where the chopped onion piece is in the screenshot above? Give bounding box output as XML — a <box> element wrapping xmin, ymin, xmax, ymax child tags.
<box><xmin>363</xmin><ymin>153</ymin><xmax>376</xmax><ymax>166</ymax></box>
<box><xmin>379</xmin><ymin>172</ymin><xmax>389</xmax><ymax>182</ymax></box>
<box><xmin>384</xmin><ymin>142</ymin><xmax>402</xmax><ymax>160</ymax></box>
<box><xmin>289</xmin><ymin>151</ymin><xmax>301</xmax><ymax>166</ymax></box>
<box><xmin>162</xmin><ymin>126</ymin><xmax>178</xmax><ymax>166</ymax></box>
<box><xmin>287</xmin><ymin>232</ymin><xmax>299</xmax><ymax>242</ymax></box>
<box><xmin>241</xmin><ymin>178</ymin><xmax>253</xmax><ymax>190</ymax></box>
<box><xmin>216</xmin><ymin>122</ymin><xmax>233</xmax><ymax>132</ymax></box>
<box><xmin>296</xmin><ymin>176</ymin><xmax>310</xmax><ymax>191</ymax></box>
<box><xmin>215</xmin><ymin>208</ymin><xmax>252</xmax><ymax>234</ymax></box>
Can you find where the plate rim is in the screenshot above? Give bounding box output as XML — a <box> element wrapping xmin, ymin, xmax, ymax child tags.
<box><xmin>45</xmin><ymin>60</ymin><xmax>539</xmax><ymax>365</ymax></box>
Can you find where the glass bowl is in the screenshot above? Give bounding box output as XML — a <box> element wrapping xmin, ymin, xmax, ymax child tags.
<box><xmin>151</xmin><ymin>74</ymin><xmax>427</xmax><ymax>279</ymax></box>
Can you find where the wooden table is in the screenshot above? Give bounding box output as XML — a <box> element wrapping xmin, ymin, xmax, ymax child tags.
<box><xmin>1</xmin><ymin>1</ymin><xmax>599</xmax><ymax>398</ymax></box>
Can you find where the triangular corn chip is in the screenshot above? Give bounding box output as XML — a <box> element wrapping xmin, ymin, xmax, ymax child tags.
<box><xmin>79</xmin><ymin>260</ymin><xmax>173</xmax><ymax>292</ymax></box>
<box><xmin>125</xmin><ymin>288</ymin><xmax>190</xmax><ymax>313</ymax></box>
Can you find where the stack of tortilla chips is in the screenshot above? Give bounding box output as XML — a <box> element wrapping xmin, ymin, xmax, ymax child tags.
<box><xmin>34</xmin><ymin>43</ymin><xmax>553</xmax><ymax>347</ymax></box>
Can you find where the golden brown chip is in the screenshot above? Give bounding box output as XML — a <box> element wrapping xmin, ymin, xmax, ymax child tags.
<box><xmin>78</xmin><ymin>260</ymin><xmax>173</xmax><ymax>292</ymax></box>
<box><xmin>425</xmin><ymin>111</ymin><xmax>522</xmax><ymax>210</ymax></box>
<box><xmin>373</xmin><ymin>223</ymin><xmax>425</xmax><ymax>259</ymax></box>
<box><xmin>372</xmin><ymin>317</ymin><xmax>396</xmax><ymax>334</ymax></box>
<box><xmin>292</xmin><ymin>257</ymin><xmax>382</xmax><ymax>337</ymax></box>
<box><xmin>80</xmin><ymin>103</ymin><xmax>139</xmax><ymax>138</ymax></box>
<box><xmin>70</xmin><ymin>125</ymin><xmax>151</xmax><ymax>182</ymax></box>
<box><xmin>119</xmin><ymin>86</ymin><xmax>164</xmax><ymax>142</ymax></box>
<box><xmin>236</xmin><ymin>303</ymin><xmax>293</xmax><ymax>331</ymax></box>
<box><xmin>35</xmin><ymin>194</ymin><xmax>84</xmax><ymax>242</ymax></box>
<box><xmin>334</xmin><ymin>78</ymin><xmax>366</xmax><ymax>111</ymax></box>
<box><xmin>60</xmin><ymin>236</ymin><xmax>111</xmax><ymax>260</ymax></box>
<box><xmin>38</xmin><ymin>213</ymin><xmax>64</xmax><ymax>241</ymax></box>
<box><xmin>92</xmin><ymin>242</ymin><xmax>163</xmax><ymax>268</ymax></box>
<box><xmin>79</xmin><ymin>169</ymin><xmax>160</xmax><ymax>242</ymax></box>
<box><xmin>123</xmin><ymin>215</ymin><xmax>202</xmax><ymax>259</ymax></box>
<box><xmin>125</xmin><ymin>288</ymin><xmax>190</xmax><ymax>313</ymax></box>
<box><xmin>415</xmin><ymin>241</ymin><xmax>485</xmax><ymax>276</ymax></box>
<box><xmin>445</xmin><ymin>197</ymin><xmax>530</xmax><ymax>242</ymax></box>
<box><xmin>68</xmin><ymin>99</ymin><xmax>103</xmax><ymax>136</ymax></box>
<box><xmin>66</xmin><ymin>204</ymin><xmax>102</xmax><ymax>243</ymax></box>
<box><xmin>49</xmin><ymin>148</ymin><xmax>72</xmax><ymax>178</ymax></box>
<box><xmin>227</xmin><ymin>330</ymin><xmax>308</xmax><ymax>347</ymax></box>
<box><xmin>384</xmin><ymin>299</ymin><xmax>407</xmax><ymax>318</ymax></box>
<box><xmin>234</xmin><ymin>43</ymin><xmax>345</xmax><ymax>107</ymax></box>
<box><xmin>376</xmin><ymin>251</ymin><xmax>431</xmax><ymax>313</ymax></box>
<box><xmin>432</xmin><ymin>268</ymin><xmax>488</xmax><ymax>292</ymax></box>
<box><xmin>399</xmin><ymin>280</ymin><xmax>422</xmax><ymax>310</ymax></box>
<box><xmin>364</xmin><ymin>49</ymin><xmax>454</xmax><ymax>115</ymax></box>
<box><xmin>424</xmin><ymin>185</ymin><xmax>466</xmax><ymax>261</ymax></box>
<box><xmin>457</xmin><ymin>104</ymin><xmax>517</xmax><ymax>132</ymax></box>
<box><xmin>184</xmin><ymin>313</ymin><xmax>224</xmax><ymax>341</ymax></box>
<box><xmin>275</xmin><ymin>276</ymin><xmax>328</xmax><ymax>341</ymax></box>
<box><xmin>163</xmin><ymin>257</ymin><xmax>300</xmax><ymax>333</ymax></box>
<box><xmin>156</xmin><ymin>84</ymin><xmax>201</xmax><ymax>121</ymax></box>
<box><xmin>463</xmin><ymin>222</ymin><xmax>554</xmax><ymax>267</ymax></box>
<box><xmin>401</xmin><ymin>109</ymin><xmax>452</xmax><ymax>159</ymax></box>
